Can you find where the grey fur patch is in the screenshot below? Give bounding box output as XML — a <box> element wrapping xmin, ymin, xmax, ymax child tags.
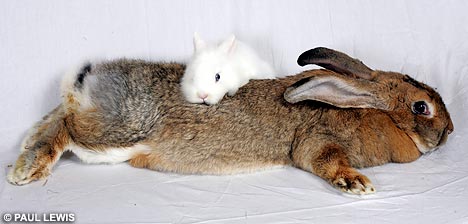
<box><xmin>72</xmin><ymin>59</ymin><xmax>186</xmax><ymax>147</ymax></box>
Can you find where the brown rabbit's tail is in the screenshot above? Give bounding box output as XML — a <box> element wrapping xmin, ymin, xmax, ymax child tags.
<box><xmin>60</xmin><ymin>62</ymin><xmax>94</xmax><ymax>114</ymax></box>
<box><xmin>7</xmin><ymin>105</ymin><xmax>71</xmax><ymax>185</ymax></box>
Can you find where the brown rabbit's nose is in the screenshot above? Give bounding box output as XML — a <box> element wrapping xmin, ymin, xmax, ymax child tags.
<box><xmin>447</xmin><ymin>120</ymin><xmax>454</xmax><ymax>135</ymax></box>
<box><xmin>437</xmin><ymin>126</ymin><xmax>451</xmax><ymax>147</ymax></box>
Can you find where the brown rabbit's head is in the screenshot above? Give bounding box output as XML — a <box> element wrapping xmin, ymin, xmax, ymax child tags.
<box><xmin>286</xmin><ymin>47</ymin><xmax>454</xmax><ymax>153</ymax></box>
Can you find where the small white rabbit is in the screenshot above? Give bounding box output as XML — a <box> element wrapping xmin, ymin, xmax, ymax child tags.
<box><xmin>181</xmin><ymin>33</ymin><xmax>276</xmax><ymax>105</ymax></box>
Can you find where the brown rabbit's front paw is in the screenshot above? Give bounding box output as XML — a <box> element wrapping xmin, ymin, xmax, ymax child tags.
<box><xmin>332</xmin><ymin>171</ymin><xmax>376</xmax><ymax>195</ymax></box>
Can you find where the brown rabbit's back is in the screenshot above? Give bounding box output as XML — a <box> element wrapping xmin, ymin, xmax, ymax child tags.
<box><xmin>144</xmin><ymin>68</ymin><xmax>322</xmax><ymax>174</ymax></box>
<box><xmin>66</xmin><ymin>59</ymin><xmax>318</xmax><ymax>174</ymax></box>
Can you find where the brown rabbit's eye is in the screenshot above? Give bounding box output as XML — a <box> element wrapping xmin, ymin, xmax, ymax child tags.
<box><xmin>412</xmin><ymin>101</ymin><xmax>430</xmax><ymax>115</ymax></box>
<box><xmin>215</xmin><ymin>73</ymin><xmax>220</xmax><ymax>82</ymax></box>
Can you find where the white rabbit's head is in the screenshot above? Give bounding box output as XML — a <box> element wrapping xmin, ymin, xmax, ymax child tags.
<box><xmin>181</xmin><ymin>33</ymin><xmax>242</xmax><ymax>105</ymax></box>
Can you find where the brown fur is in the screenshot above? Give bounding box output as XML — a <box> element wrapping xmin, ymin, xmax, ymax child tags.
<box><xmin>8</xmin><ymin>49</ymin><xmax>453</xmax><ymax>195</ymax></box>
<box><xmin>128</xmin><ymin>153</ymin><xmax>155</xmax><ymax>169</ymax></box>
<box><xmin>9</xmin><ymin>106</ymin><xmax>70</xmax><ymax>185</ymax></box>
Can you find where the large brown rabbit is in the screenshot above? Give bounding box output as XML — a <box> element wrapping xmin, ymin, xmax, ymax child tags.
<box><xmin>7</xmin><ymin>47</ymin><xmax>453</xmax><ymax>195</ymax></box>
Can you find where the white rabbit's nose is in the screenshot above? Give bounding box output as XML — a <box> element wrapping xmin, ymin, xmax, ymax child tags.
<box><xmin>197</xmin><ymin>92</ymin><xmax>208</xmax><ymax>100</ymax></box>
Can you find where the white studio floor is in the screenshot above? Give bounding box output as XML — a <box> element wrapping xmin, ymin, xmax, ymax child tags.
<box><xmin>1</xmin><ymin>1</ymin><xmax>468</xmax><ymax>223</ymax></box>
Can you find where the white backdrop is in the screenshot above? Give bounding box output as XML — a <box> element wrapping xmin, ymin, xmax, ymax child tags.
<box><xmin>1</xmin><ymin>0</ymin><xmax>468</xmax><ymax>223</ymax></box>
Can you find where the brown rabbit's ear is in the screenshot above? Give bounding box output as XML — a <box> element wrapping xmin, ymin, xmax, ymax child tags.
<box><xmin>284</xmin><ymin>74</ymin><xmax>391</xmax><ymax>110</ymax></box>
<box><xmin>297</xmin><ymin>47</ymin><xmax>374</xmax><ymax>80</ymax></box>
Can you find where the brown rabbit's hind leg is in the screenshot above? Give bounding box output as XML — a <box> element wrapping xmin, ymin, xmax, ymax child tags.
<box><xmin>8</xmin><ymin>146</ymin><xmax>63</xmax><ymax>185</ymax></box>
<box><xmin>128</xmin><ymin>150</ymin><xmax>289</xmax><ymax>175</ymax></box>
<box><xmin>312</xmin><ymin>144</ymin><xmax>376</xmax><ymax>195</ymax></box>
<box><xmin>128</xmin><ymin>153</ymin><xmax>155</xmax><ymax>169</ymax></box>
<box><xmin>128</xmin><ymin>152</ymin><xmax>190</xmax><ymax>173</ymax></box>
<box><xmin>7</xmin><ymin>107</ymin><xmax>69</xmax><ymax>185</ymax></box>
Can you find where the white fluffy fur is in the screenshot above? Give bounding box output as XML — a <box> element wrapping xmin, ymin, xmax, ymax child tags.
<box><xmin>67</xmin><ymin>143</ymin><xmax>152</xmax><ymax>164</ymax></box>
<box><xmin>60</xmin><ymin>63</ymin><xmax>95</xmax><ymax>111</ymax></box>
<box><xmin>181</xmin><ymin>33</ymin><xmax>277</xmax><ymax>105</ymax></box>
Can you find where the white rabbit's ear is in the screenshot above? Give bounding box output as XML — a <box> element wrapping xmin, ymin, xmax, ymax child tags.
<box><xmin>193</xmin><ymin>32</ymin><xmax>207</xmax><ymax>52</ymax></box>
<box><xmin>219</xmin><ymin>34</ymin><xmax>236</xmax><ymax>54</ymax></box>
<box><xmin>284</xmin><ymin>74</ymin><xmax>391</xmax><ymax>110</ymax></box>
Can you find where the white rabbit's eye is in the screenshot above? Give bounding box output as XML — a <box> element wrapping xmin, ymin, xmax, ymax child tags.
<box><xmin>215</xmin><ymin>73</ymin><xmax>220</xmax><ymax>82</ymax></box>
<box><xmin>412</xmin><ymin>101</ymin><xmax>430</xmax><ymax>115</ymax></box>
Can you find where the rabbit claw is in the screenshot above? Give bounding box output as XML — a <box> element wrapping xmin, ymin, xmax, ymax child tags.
<box><xmin>7</xmin><ymin>165</ymin><xmax>35</xmax><ymax>186</ymax></box>
<box><xmin>332</xmin><ymin>173</ymin><xmax>376</xmax><ymax>195</ymax></box>
<box><xmin>7</xmin><ymin>151</ymin><xmax>51</xmax><ymax>186</ymax></box>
